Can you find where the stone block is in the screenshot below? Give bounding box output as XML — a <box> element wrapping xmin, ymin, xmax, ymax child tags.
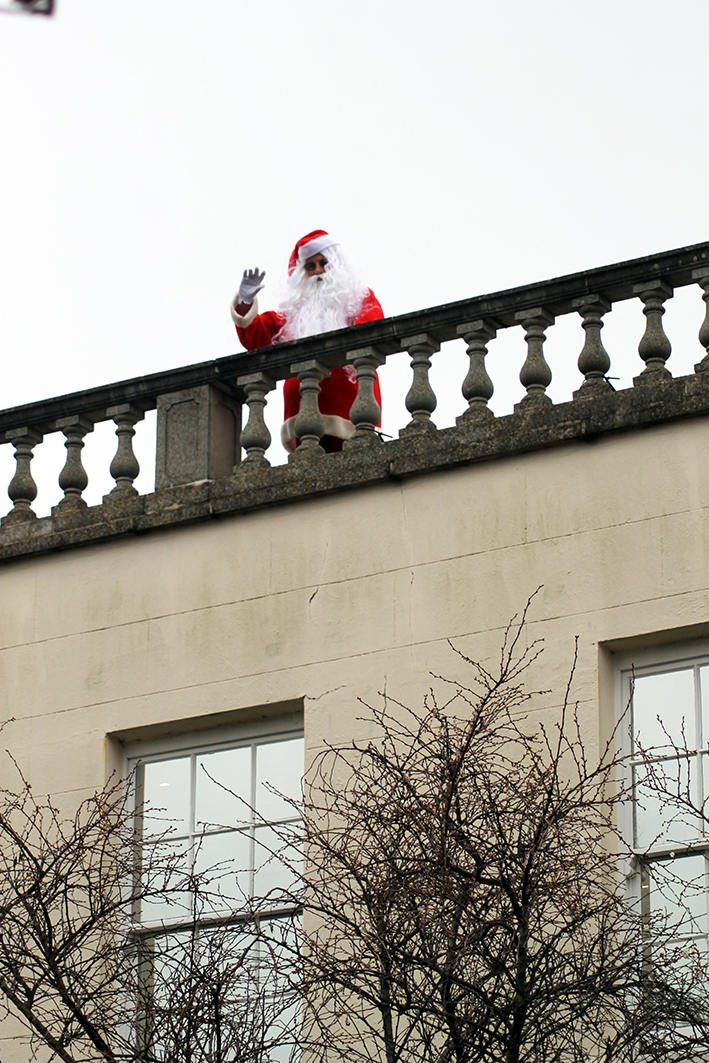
<box><xmin>155</xmin><ymin>385</ymin><xmax>241</xmax><ymax>488</ymax></box>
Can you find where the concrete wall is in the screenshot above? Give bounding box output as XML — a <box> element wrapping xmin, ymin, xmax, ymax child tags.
<box><xmin>2</xmin><ymin>414</ymin><xmax>709</xmax><ymax>801</ymax></box>
<box><xmin>2</xmin><ymin>412</ymin><xmax>709</xmax><ymax>1061</ymax></box>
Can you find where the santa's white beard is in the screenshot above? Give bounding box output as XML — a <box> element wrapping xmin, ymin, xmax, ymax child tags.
<box><xmin>276</xmin><ymin>249</ymin><xmax>368</xmax><ymax>342</ymax></box>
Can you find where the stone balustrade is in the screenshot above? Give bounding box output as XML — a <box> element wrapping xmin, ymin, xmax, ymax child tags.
<box><xmin>1</xmin><ymin>241</ymin><xmax>709</xmax><ymax>560</ymax></box>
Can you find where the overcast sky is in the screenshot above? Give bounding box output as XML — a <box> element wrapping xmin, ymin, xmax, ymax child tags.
<box><xmin>1</xmin><ymin>0</ymin><xmax>707</xmax><ymax>506</ymax></box>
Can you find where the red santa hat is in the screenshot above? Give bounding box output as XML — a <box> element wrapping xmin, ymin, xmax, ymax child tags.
<box><xmin>288</xmin><ymin>230</ymin><xmax>340</xmax><ymax>274</ymax></box>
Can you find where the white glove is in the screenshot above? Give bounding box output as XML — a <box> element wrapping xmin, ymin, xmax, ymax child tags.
<box><xmin>237</xmin><ymin>268</ymin><xmax>266</xmax><ymax>306</ymax></box>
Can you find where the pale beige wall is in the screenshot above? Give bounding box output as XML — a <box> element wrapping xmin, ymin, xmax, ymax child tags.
<box><xmin>1</xmin><ymin>416</ymin><xmax>709</xmax><ymax>1060</ymax></box>
<box><xmin>1</xmin><ymin>416</ymin><xmax>709</xmax><ymax>801</ymax></box>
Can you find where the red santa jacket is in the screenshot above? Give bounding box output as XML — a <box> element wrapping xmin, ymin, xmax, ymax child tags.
<box><xmin>234</xmin><ymin>290</ymin><xmax>384</xmax><ymax>452</ymax></box>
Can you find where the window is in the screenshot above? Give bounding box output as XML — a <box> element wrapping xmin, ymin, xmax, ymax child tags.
<box><xmin>127</xmin><ymin>715</ymin><xmax>303</xmax><ymax>1062</ymax></box>
<box><xmin>621</xmin><ymin>649</ymin><xmax>709</xmax><ymax>953</ymax></box>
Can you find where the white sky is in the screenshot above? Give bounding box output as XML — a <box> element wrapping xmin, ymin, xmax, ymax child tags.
<box><xmin>1</xmin><ymin>0</ymin><xmax>708</xmax><ymax>507</ymax></box>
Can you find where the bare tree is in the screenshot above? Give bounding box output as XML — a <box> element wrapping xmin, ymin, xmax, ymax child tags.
<box><xmin>2</xmin><ymin>600</ymin><xmax>709</xmax><ymax>1063</ymax></box>
<box><xmin>0</xmin><ymin>752</ymin><xmax>300</xmax><ymax>1063</ymax></box>
<box><xmin>283</xmin><ymin>602</ymin><xmax>709</xmax><ymax>1063</ymax></box>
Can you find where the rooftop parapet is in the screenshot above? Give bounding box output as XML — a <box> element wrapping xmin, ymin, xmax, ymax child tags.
<box><xmin>2</xmin><ymin>241</ymin><xmax>709</xmax><ymax>561</ymax></box>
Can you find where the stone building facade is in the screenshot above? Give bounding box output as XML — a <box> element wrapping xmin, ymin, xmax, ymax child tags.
<box><xmin>1</xmin><ymin>241</ymin><xmax>709</xmax><ymax>1058</ymax></box>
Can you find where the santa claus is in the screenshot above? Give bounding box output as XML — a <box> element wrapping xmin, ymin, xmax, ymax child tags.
<box><xmin>231</xmin><ymin>230</ymin><xmax>384</xmax><ymax>453</ymax></box>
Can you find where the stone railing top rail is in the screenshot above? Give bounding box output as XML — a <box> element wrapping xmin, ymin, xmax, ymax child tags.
<box><xmin>1</xmin><ymin>240</ymin><xmax>708</xmax><ymax>435</ymax></box>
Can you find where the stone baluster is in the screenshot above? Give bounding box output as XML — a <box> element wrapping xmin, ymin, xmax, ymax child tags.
<box><xmin>289</xmin><ymin>360</ymin><xmax>327</xmax><ymax>461</ymax></box>
<box><xmin>54</xmin><ymin>415</ymin><xmax>93</xmax><ymax>511</ymax></box>
<box><xmin>633</xmin><ymin>280</ymin><xmax>673</xmax><ymax>384</ymax></box>
<box><xmin>515</xmin><ymin>308</ymin><xmax>555</xmax><ymax>410</ymax></box>
<box><xmin>237</xmin><ymin>372</ymin><xmax>275</xmax><ymax>468</ymax></box>
<box><xmin>572</xmin><ymin>295</ymin><xmax>613</xmax><ymax>396</ymax></box>
<box><xmin>2</xmin><ymin>427</ymin><xmax>43</xmax><ymax>525</ymax></box>
<box><xmin>104</xmin><ymin>404</ymin><xmax>144</xmax><ymax>500</ymax></box>
<box><xmin>456</xmin><ymin>319</ymin><xmax>497</xmax><ymax>425</ymax></box>
<box><xmin>345</xmin><ymin>347</ymin><xmax>386</xmax><ymax>448</ymax></box>
<box><xmin>400</xmin><ymin>334</ymin><xmax>439</xmax><ymax>436</ymax></box>
<box><xmin>693</xmin><ymin>267</ymin><xmax>709</xmax><ymax>373</ymax></box>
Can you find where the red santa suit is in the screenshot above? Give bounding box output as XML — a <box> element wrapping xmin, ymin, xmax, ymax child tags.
<box><xmin>232</xmin><ymin>231</ymin><xmax>384</xmax><ymax>452</ymax></box>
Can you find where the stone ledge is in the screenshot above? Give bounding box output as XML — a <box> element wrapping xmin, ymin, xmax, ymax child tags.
<box><xmin>2</xmin><ymin>374</ymin><xmax>708</xmax><ymax>563</ymax></box>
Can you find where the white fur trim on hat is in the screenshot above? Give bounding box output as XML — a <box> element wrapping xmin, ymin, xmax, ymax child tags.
<box><xmin>297</xmin><ymin>234</ymin><xmax>340</xmax><ymax>264</ymax></box>
<box><xmin>231</xmin><ymin>295</ymin><xmax>259</xmax><ymax>328</ymax></box>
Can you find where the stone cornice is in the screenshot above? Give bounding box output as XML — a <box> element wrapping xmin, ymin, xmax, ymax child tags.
<box><xmin>2</xmin><ymin>371</ymin><xmax>707</xmax><ymax>563</ymax></box>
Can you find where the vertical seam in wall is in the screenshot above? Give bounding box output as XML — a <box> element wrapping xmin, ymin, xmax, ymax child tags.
<box><xmin>659</xmin><ymin>511</ymin><xmax>666</xmax><ymax>598</ymax></box>
<box><xmin>523</xmin><ymin>462</ymin><xmax>529</xmax><ymax>546</ymax></box>
<box><xmin>398</xmin><ymin>480</ymin><xmax>416</xmax><ymax>673</ymax></box>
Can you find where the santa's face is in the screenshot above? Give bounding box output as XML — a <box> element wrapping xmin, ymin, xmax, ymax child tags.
<box><xmin>303</xmin><ymin>254</ymin><xmax>328</xmax><ymax>279</ymax></box>
<box><xmin>276</xmin><ymin>244</ymin><xmax>367</xmax><ymax>342</ymax></box>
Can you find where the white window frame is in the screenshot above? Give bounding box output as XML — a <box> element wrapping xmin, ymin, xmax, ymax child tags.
<box><xmin>617</xmin><ymin>640</ymin><xmax>709</xmax><ymax>950</ymax></box>
<box><xmin>123</xmin><ymin>712</ymin><xmax>304</xmax><ymax>1058</ymax></box>
<box><xmin>125</xmin><ymin>710</ymin><xmax>304</xmax><ymax>933</ymax></box>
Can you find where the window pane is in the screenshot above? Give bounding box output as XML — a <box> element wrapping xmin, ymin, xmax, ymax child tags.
<box><xmin>196</xmin><ymin>746</ymin><xmax>252</xmax><ymax>829</ymax></box>
<box><xmin>633</xmin><ymin>758</ymin><xmax>702</xmax><ymax>849</ymax></box>
<box><xmin>256</xmin><ymin>918</ymin><xmax>301</xmax><ymax>1063</ymax></box>
<box><xmin>140</xmin><ymin>929</ymin><xmax>192</xmax><ymax>1008</ymax></box>
<box><xmin>256</xmin><ymin>738</ymin><xmax>304</xmax><ymax>822</ymax></box>
<box><xmin>197</xmin><ymin>923</ymin><xmax>262</xmax><ymax>995</ymax></box>
<box><xmin>699</xmin><ymin>665</ymin><xmax>709</xmax><ymax>747</ymax></box>
<box><xmin>201</xmin><ymin>923</ymin><xmax>299</xmax><ymax>1063</ymax></box>
<box><xmin>253</xmin><ymin>824</ymin><xmax>302</xmax><ymax>900</ymax></box>
<box><xmin>199</xmin><ymin>920</ymin><xmax>260</xmax><ymax>959</ymax></box>
<box><xmin>141</xmin><ymin>925</ymin><xmax>265</xmax><ymax>1059</ymax></box>
<box><xmin>139</xmin><ymin>757</ymin><xmax>191</xmax><ymax>837</ymax></box>
<box><xmin>265</xmin><ymin>994</ymin><xmax>301</xmax><ymax>1063</ymax></box>
<box><xmin>645</xmin><ymin>853</ymin><xmax>708</xmax><ymax>936</ymax></box>
<box><xmin>193</xmin><ymin>830</ymin><xmax>252</xmax><ymax>912</ymax></box>
<box><xmin>632</xmin><ymin>669</ymin><xmax>696</xmax><ymax>753</ymax></box>
<box><xmin>259</xmin><ymin>915</ymin><xmax>301</xmax><ymax>987</ymax></box>
<box><xmin>137</xmin><ymin>839</ymin><xmax>193</xmax><ymax>923</ymax></box>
